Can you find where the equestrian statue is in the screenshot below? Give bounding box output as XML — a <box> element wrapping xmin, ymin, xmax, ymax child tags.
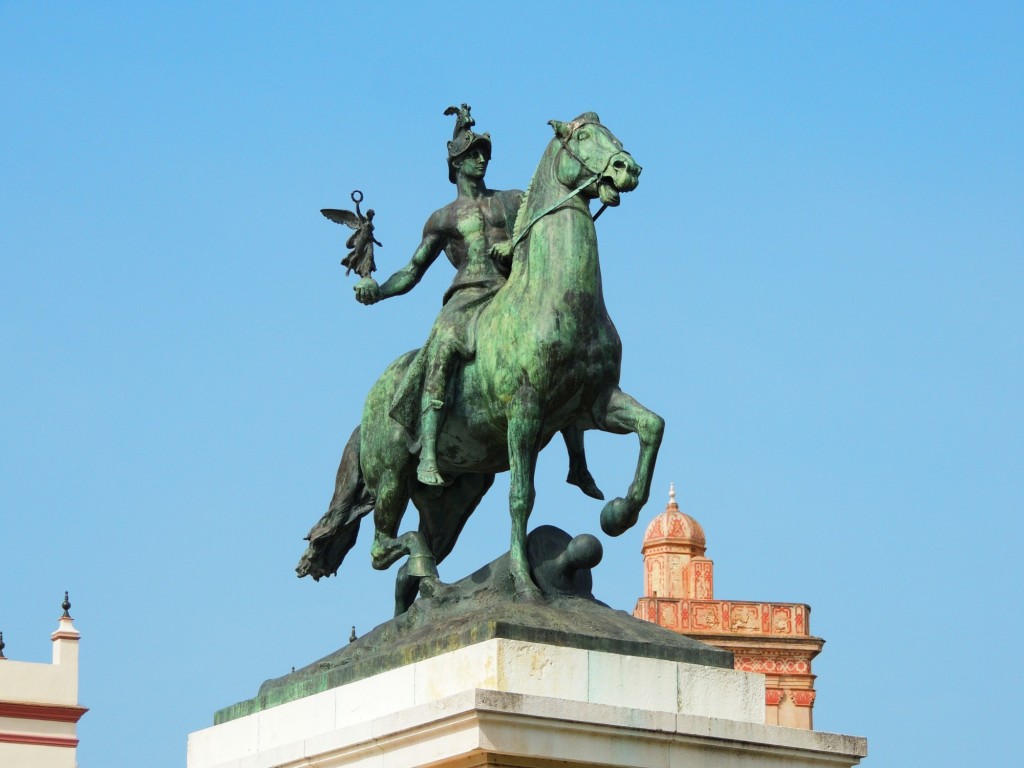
<box><xmin>298</xmin><ymin>106</ymin><xmax>664</xmax><ymax>616</ymax></box>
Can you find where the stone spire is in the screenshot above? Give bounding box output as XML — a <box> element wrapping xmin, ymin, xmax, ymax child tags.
<box><xmin>52</xmin><ymin>591</ymin><xmax>80</xmax><ymax>668</ymax></box>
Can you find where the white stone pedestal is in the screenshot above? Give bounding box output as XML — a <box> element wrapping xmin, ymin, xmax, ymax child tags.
<box><xmin>188</xmin><ymin>639</ymin><xmax>866</xmax><ymax>768</ymax></box>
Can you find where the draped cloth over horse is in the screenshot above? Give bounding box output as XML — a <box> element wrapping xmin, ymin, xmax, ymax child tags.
<box><xmin>388</xmin><ymin>281</ymin><xmax>499</xmax><ymax>434</ymax></box>
<box><xmin>297</xmin><ymin>112</ymin><xmax>664</xmax><ymax>615</ymax></box>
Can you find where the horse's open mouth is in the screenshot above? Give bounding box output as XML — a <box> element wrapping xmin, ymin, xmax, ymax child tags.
<box><xmin>597</xmin><ymin>180</ymin><xmax>621</xmax><ymax>207</ymax></box>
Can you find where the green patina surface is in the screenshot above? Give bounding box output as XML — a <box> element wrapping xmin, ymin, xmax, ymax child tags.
<box><xmin>297</xmin><ymin>109</ymin><xmax>664</xmax><ymax>616</ymax></box>
<box><xmin>216</xmin><ymin>533</ymin><xmax>732</xmax><ymax>725</ymax></box>
<box><xmin>224</xmin><ymin>110</ymin><xmax>694</xmax><ymax>727</ymax></box>
<box><xmin>215</xmin><ymin>601</ymin><xmax>733</xmax><ymax>725</ymax></box>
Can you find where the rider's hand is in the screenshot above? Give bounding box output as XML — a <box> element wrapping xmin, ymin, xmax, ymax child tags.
<box><xmin>354</xmin><ymin>277</ymin><xmax>382</xmax><ymax>305</ymax></box>
<box><xmin>489</xmin><ymin>241</ymin><xmax>513</xmax><ymax>267</ymax></box>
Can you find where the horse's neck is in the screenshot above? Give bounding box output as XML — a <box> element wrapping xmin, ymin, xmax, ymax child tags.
<box><xmin>506</xmin><ymin>145</ymin><xmax>605</xmax><ymax>303</ymax></box>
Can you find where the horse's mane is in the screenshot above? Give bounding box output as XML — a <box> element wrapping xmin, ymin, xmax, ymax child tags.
<box><xmin>511</xmin><ymin>176</ymin><xmax>534</xmax><ymax>249</ymax></box>
<box><xmin>510</xmin><ymin>138</ymin><xmax>560</xmax><ymax>262</ymax></box>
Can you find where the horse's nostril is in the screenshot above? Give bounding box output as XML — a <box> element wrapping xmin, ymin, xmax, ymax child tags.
<box><xmin>613</xmin><ymin>160</ymin><xmax>626</xmax><ymax>170</ymax></box>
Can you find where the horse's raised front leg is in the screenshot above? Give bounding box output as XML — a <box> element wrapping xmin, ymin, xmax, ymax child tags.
<box><xmin>507</xmin><ymin>390</ymin><xmax>543</xmax><ymax>601</ymax></box>
<box><xmin>593</xmin><ymin>387</ymin><xmax>665</xmax><ymax>536</ymax></box>
<box><xmin>562</xmin><ymin>424</ymin><xmax>605</xmax><ymax>500</ymax></box>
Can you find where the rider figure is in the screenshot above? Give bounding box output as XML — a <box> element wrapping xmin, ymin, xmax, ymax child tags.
<box><xmin>354</xmin><ymin>105</ymin><xmax>523</xmax><ymax>486</ymax></box>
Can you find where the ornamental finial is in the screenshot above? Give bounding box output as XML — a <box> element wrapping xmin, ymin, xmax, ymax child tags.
<box><xmin>669</xmin><ymin>482</ymin><xmax>676</xmax><ymax>506</ymax></box>
<box><xmin>61</xmin><ymin>591</ymin><xmax>71</xmax><ymax>619</ymax></box>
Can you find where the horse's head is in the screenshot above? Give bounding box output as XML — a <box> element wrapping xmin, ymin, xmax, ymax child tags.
<box><xmin>548</xmin><ymin>112</ymin><xmax>641</xmax><ymax>207</ymax></box>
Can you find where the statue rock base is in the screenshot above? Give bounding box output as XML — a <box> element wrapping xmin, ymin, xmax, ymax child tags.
<box><xmin>187</xmin><ymin>638</ymin><xmax>866</xmax><ymax>768</ymax></box>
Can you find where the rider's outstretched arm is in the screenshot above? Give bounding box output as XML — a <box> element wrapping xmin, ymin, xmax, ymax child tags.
<box><xmin>355</xmin><ymin>214</ymin><xmax>445</xmax><ymax>305</ymax></box>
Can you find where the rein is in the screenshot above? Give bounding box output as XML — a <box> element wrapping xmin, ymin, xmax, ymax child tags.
<box><xmin>509</xmin><ymin>171</ymin><xmax>600</xmax><ymax>252</ymax></box>
<box><xmin>509</xmin><ymin>121</ymin><xmax>613</xmax><ymax>252</ymax></box>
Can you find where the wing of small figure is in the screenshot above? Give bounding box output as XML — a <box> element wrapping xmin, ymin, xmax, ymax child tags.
<box><xmin>321</xmin><ymin>208</ymin><xmax>362</xmax><ymax>229</ymax></box>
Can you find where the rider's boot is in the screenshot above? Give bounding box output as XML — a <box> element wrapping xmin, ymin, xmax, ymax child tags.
<box><xmin>417</xmin><ymin>400</ymin><xmax>445</xmax><ymax>486</ymax></box>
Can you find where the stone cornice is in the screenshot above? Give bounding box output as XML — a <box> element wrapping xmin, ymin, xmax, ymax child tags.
<box><xmin>0</xmin><ymin>731</ymin><xmax>79</xmax><ymax>748</ymax></box>
<box><xmin>0</xmin><ymin>701</ymin><xmax>88</xmax><ymax>723</ymax></box>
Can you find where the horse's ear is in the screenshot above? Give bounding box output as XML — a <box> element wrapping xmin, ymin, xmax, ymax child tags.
<box><xmin>549</xmin><ymin>120</ymin><xmax>571</xmax><ymax>139</ymax></box>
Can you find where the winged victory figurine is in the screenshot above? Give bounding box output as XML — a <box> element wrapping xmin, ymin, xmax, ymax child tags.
<box><xmin>321</xmin><ymin>190</ymin><xmax>381</xmax><ymax>279</ymax></box>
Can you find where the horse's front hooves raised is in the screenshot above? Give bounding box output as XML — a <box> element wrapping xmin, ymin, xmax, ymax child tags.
<box><xmin>599</xmin><ymin>497</ymin><xmax>634</xmax><ymax>537</ymax></box>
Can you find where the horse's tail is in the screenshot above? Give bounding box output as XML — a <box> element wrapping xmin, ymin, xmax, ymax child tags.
<box><xmin>296</xmin><ymin>426</ymin><xmax>375</xmax><ymax>580</ymax></box>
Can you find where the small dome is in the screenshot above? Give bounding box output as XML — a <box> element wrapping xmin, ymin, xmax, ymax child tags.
<box><xmin>642</xmin><ymin>483</ymin><xmax>706</xmax><ymax>547</ymax></box>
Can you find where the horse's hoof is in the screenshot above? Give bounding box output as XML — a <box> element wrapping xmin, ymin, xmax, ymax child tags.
<box><xmin>406</xmin><ymin>553</ymin><xmax>437</xmax><ymax>578</ymax></box>
<box><xmin>567</xmin><ymin>470</ymin><xmax>605</xmax><ymax>501</ymax></box>
<box><xmin>599</xmin><ymin>497</ymin><xmax>633</xmax><ymax>537</ymax></box>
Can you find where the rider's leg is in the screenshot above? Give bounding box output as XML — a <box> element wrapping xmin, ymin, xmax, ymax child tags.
<box><xmin>417</xmin><ymin>340</ymin><xmax>458</xmax><ymax>486</ymax></box>
<box><xmin>417</xmin><ymin>402</ymin><xmax>444</xmax><ymax>485</ymax></box>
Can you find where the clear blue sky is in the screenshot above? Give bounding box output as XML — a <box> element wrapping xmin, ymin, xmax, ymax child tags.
<box><xmin>2</xmin><ymin>3</ymin><xmax>1021</xmax><ymax>766</ymax></box>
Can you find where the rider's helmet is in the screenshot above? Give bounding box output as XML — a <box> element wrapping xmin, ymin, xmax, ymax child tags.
<box><xmin>445</xmin><ymin>103</ymin><xmax>492</xmax><ymax>183</ymax></box>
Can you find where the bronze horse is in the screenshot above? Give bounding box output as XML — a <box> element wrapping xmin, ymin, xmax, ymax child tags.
<box><xmin>298</xmin><ymin>113</ymin><xmax>663</xmax><ymax>614</ymax></box>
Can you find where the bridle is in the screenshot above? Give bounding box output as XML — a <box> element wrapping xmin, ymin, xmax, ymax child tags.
<box><xmin>509</xmin><ymin>120</ymin><xmax>621</xmax><ymax>252</ymax></box>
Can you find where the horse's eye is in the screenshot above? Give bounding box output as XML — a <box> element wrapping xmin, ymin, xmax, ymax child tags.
<box><xmin>577</xmin><ymin>131</ymin><xmax>589</xmax><ymax>141</ymax></box>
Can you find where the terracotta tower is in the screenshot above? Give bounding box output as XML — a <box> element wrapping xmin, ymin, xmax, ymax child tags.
<box><xmin>634</xmin><ymin>485</ymin><xmax>824</xmax><ymax>729</ymax></box>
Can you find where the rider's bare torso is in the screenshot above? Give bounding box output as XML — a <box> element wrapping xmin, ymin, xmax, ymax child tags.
<box><xmin>430</xmin><ymin>189</ymin><xmax>521</xmax><ymax>301</ymax></box>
